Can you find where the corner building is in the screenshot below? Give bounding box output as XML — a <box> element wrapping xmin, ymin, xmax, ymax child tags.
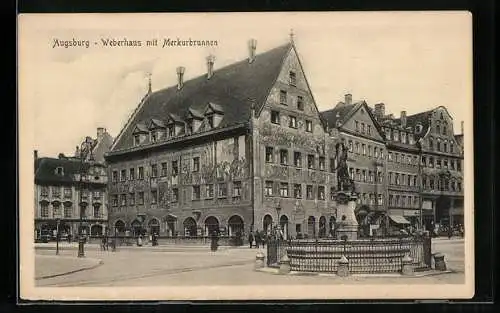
<box><xmin>105</xmin><ymin>39</ymin><xmax>340</xmax><ymax>239</ymax></box>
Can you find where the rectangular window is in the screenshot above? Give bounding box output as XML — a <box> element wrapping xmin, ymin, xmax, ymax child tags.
<box><xmin>369</xmin><ymin>171</ymin><xmax>374</xmax><ymax>183</ymax></box>
<box><xmin>120</xmin><ymin>194</ymin><xmax>127</xmax><ymax>206</ymax></box>
<box><xmin>362</xmin><ymin>144</ymin><xmax>366</xmax><ymax>156</ymax></box>
<box><xmin>356</xmin><ymin>169</ymin><xmax>361</xmax><ymax>181</ymax></box>
<box><xmin>330</xmin><ymin>187</ymin><xmax>336</xmax><ymax>200</ymax></box>
<box><xmin>280</xmin><ymin>149</ymin><xmax>288</xmax><ymax>165</ymax></box>
<box><xmin>380</xmin><ymin>149</ymin><xmax>384</xmax><ymax>159</ymax></box>
<box><xmin>265</xmin><ymin>147</ymin><xmax>274</xmax><ymax>163</ymax></box>
<box><xmin>52</xmin><ymin>204</ymin><xmax>61</xmax><ymax>217</ymax></box>
<box><xmin>161</xmin><ymin>163</ymin><xmax>167</xmax><ymax>176</ymax></box>
<box><xmin>306</xmin><ymin>185</ymin><xmax>313</xmax><ymax>199</ymax></box>
<box><xmin>329</xmin><ymin>158</ymin><xmax>336</xmax><ymax>172</ymax></box>
<box><xmin>307</xmin><ymin>154</ymin><xmax>314</xmax><ymax>169</ymax></box>
<box><xmin>151</xmin><ymin>190</ymin><xmax>158</xmax><ymax>204</ymax></box>
<box><xmin>355</xmin><ymin>142</ymin><xmax>360</xmax><ymax>154</ymax></box>
<box><xmin>293</xmin><ymin>152</ymin><xmax>302</xmax><ymax>167</ymax></box>
<box><xmin>193</xmin><ymin>157</ymin><xmax>200</xmax><ymax>172</ymax></box>
<box><xmin>138</xmin><ymin>166</ymin><xmax>144</xmax><ymax>179</ymax></box>
<box><xmin>378</xmin><ymin>194</ymin><xmax>383</xmax><ymax>205</ymax></box>
<box><xmin>265</xmin><ymin>181</ymin><xmax>273</xmax><ymax>196</ymax></box>
<box><xmin>41</xmin><ymin>203</ymin><xmax>49</xmax><ymax>217</ymax></box>
<box><xmin>186</xmin><ymin>120</ymin><xmax>193</xmax><ymax>134</ymax></box>
<box><xmin>388</xmin><ymin>152</ymin><xmax>393</xmax><ymax>161</ymax></box>
<box><xmin>318</xmin><ymin>186</ymin><xmax>325</xmax><ymax>200</ymax></box>
<box><xmin>349</xmin><ymin>168</ymin><xmax>354</xmax><ymax>179</ymax></box>
<box><xmin>93</xmin><ymin>206</ymin><xmax>100</xmax><ymax>218</ymax></box>
<box><xmin>374</xmin><ymin>148</ymin><xmax>379</xmax><ymax>158</ymax></box>
<box><xmin>134</xmin><ymin>135</ymin><xmax>140</xmax><ymax>146</ymax></box>
<box><xmin>271</xmin><ymin>110</ymin><xmax>280</xmax><ymax>124</ymax></box>
<box><xmin>151</xmin><ymin>164</ymin><xmax>158</xmax><ymax>178</ymax></box>
<box><xmin>289</xmin><ymin>116</ymin><xmax>298</xmax><ymax>128</ymax></box>
<box><xmin>318</xmin><ymin>157</ymin><xmax>325</xmax><ymax>171</ymax></box>
<box><xmin>367</xmin><ymin>125</ymin><xmax>371</xmax><ymax>135</ymax></box>
<box><xmin>361</xmin><ymin>123</ymin><xmax>365</xmax><ymax>134</ymax></box>
<box><xmin>129</xmin><ymin>168</ymin><xmax>135</xmax><ymax>180</ymax></box>
<box><xmin>436</xmin><ymin>159</ymin><xmax>442</xmax><ymax>168</ymax></box>
<box><xmin>355</xmin><ymin>121</ymin><xmax>359</xmax><ymax>132</ymax></box>
<box><xmin>205</xmin><ymin>184</ymin><xmax>214</xmax><ymax>198</ymax></box>
<box><xmin>368</xmin><ymin>146</ymin><xmax>372</xmax><ymax>157</ymax></box>
<box><xmin>280</xmin><ymin>90</ymin><xmax>287</xmax><ymax>105</ymax></box>
<box><xmin>305</xmin><ymin>120</ymin><xmax>312</xmax><ymax>132</ymax></box>
<box><xmin>129</xmin><ymin>192</ymin><xmax>135</xmax><ymax>205</ymax></box>
<box><xmin>172</xmin><ymin>161</ymin><xmax>179</xmax><ymax>176</ymax></box>
<box><xmin>233</xmin><ymin>181</ymin><xmax>242</xmax><ymax>197</ymax></box>
<box><xmin>192</xmin><ymin>185</ymin><xmax>200</xmax><ymax>200</ymax></box>
<box><xmin>172</xmin><ymin>188</ymin><xmax>179</xmax><ymax>202</ymax></box>
<box><xmin>120</xmin><ymin>169</ymin><xmax>127</xmax><ymax>181</ymax></box>
<box><xmin>138</xmin><ymin>192</ymin><xmax>144</xmax><ymax>205</ymax></box>
<box><xmin>218</xmin><ymin>183</ymin><xmax>227</xmax><ymax>198</ymax></box>
<box><xmin>279</xmin><ymin>182</ymin><xmax>289</xmax><ymax>197</ymax></box>
<box><xmin>112</xmin><ymin>171</ymin><xmax>118</xmax><ymax>182</ymax></box>
<box><xmin>168</xmin><ymin>125</ymin><xmax>175</xmax><ymax>137</ymax></box>
<box><xmin>52</xmin><ymin>187</ymin><xmax>61</xmax><ymax>198</ymax></box>
<box><xmin>289</xmin><ymin>71</ymin><xmax>297</xmax><ymax>86</ymax></box>
<box><xmin>297</xmin><ymin>96</ymin><xmax>304</xmax><ymax>111</ymax></box>
<box><xmin>64</xmin><ymin>187</ymin><xmax>72</xmax><ymax>199</ymax></box>
<box><xmin>296</xmin><ymin>224</ymin><xmax>302</xmax><ymax>233</ymax></box>
<box><xmin>293</xmin><ymin>184</ymin><xmax>302</xmax><ymax>199</ymax></box>
<box><xmin>378</xmin><ymin>171</ymin><xmax>383</xmax><ymax>183</ymax></box>
<box><xmin>389</xmin><ymin>172</ymin><xmax>393</xmax><ymax>185</ymax></box>
<box><xmin>444</xmin><ymin>159</ymin><xmax>448</xmax><ymax>168</ymax></box>
<box><xmin>151</xmin><ymin>131</ymin><xmax>157</xmax><ymax>143</ymax></box>
<box><xmin>362</xmin><ymin>170</ymin><xmax>367</xmax><ymax>182</ymax></box>
<box><xmin>64</xmin><ymin>205</ymin><xmax>72</xmax><ymax>218</ymax></box>
<box><xmin>93</xmin><ymin>191</ymin><xmax>101</xmax><ymax>199</ymax></box>
<box><xmin>40</xmin><ymin>186</ymin><xmax>49</xmax><ymax>197</ymax></box>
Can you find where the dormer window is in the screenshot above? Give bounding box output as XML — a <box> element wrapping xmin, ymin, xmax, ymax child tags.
<box><xmin>150</xmin><ymin>131</ymin><xmax>157</xmax><ymax>143</ymax></box>
<box><xmin>186</xmin><ymin>120</ymin><xmax>193</xmax><ymax>134</ymax></box>
<box><xmin>56</xmin><ymin>167</ymin><xmax>64</xmax><ymax>175</ymax></box>
<box><xmin>289</xmin><ymin>71</ymin><xmax>297</xmax><ymax>86</ymax></box>
<box><xmin>168</xmin><ymin>125</ymin><xmax>175</xmax><ymax>137</ymax></box>
<box><xmin>207</xmin><ymin>115</ymin><xmax>214</xmax><ymax>128</ymax></box>
<box><xmin>297</xmin><ymin>96</ymin><xmax>304</xmax><ymax>111</ymax></box>
<box><xmin>280</xmin><ymin>90</ymin><xmax>287</xmax><ymax>105</ymax></box>
<box><xmin>134</xmin><ymin>135</ymin><xmax>140</xmax><ymax>146</ymax></box>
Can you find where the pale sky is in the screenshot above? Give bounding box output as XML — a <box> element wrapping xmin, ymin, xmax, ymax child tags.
<box><xmin>19</xmin><ymin>12</ymin><xmax>472</xmax><ymax>158</ymax></box>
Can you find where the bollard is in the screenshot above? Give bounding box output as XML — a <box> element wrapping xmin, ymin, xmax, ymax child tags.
<box><xmin>401</xmin><ymin>254</ymin><xmax>414</xmax><ymax>276</ymax></box>
<box><xmin>337</xmin><ymin>255</ymin><xmax>350</xmax><ymax>277</ymax></box>
<box><xmin>433</xmin><ymin>253</ymin><xmax>447</xmax><ymax>271</ymax></box>
<box><xmin>278</xmin><ymin>253</ymin><xmax>291</xmax><ymax>274</ymax></box>
<box><xmin>255</xmin><ymin>251</ymin><xmax>265</xmax><ymax>270</ymax></box>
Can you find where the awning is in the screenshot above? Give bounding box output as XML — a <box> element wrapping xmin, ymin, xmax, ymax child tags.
<box><xmin>389</xmin><ymin>215</ymin><xmax>411</xmax><ymax>224</ymax></box>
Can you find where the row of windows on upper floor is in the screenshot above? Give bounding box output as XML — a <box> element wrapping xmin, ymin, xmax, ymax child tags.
<box><xmin>39</xmin><ymin>202</ymin><xmax>103</xmax><ymax>219</ymax></box>
<box><xmin>388</xmin><ymin>172</ymin><xmax>418</xmax><ymax>187</ymax></box>
<box><xmin>110</xmin><ymin>181</ymin><xmax>242</xmax><ymax>206</ymax></box>
<box><xmin>381</xmin><ymin>127</ymin><xmax>416</xmax><ymax>145</ymax></box>
<box><xmin>427</xmin><ymin>137</ymin><xmax>456</xmax><ymax>154</ymax></box>
<box><xmin>346</xmin><ymin>140</ymin><xmax>385</xmax><ymax>160</ymax></box>
<box><xmin>270</xmin><ymin>110</ymin><xmax>313</xmax><ymax>131</ymax></box>
<box><xmin>265</xmin><ymin>147</ymin><xmax>334</xmax><ymax>171</ymax></box>
<box><xmin>348</xmin><ymin>168</ymin><xmax>384</xmax><ymax>184</ymax></box>
<box><xmin>388</xmin><ymin>194</ymin><xmax>420</xmax><ymax>209</ymax></box>
<box><xmin>421</xmin><ymin>156</ymin><xmax>462</xmax><ymax>171</ymax></box>
<box><xmin>112</xmin><ymin>158</ymin><xmax>198</xmax><ymax>182</ymax></box>
<box><xmin>422</xmin><ymin>177</ymin><xmax>462</xmax><ymax>192</ymax></box>
<box><xmin>39</xmin><ymin>186</ymin><xmax>102</xmax><ymax>199</ymax></box>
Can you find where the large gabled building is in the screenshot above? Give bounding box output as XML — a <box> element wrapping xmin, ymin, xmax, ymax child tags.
<box><xmin>105</xmin><ymin>38</ymin><xmax>340</xmax><ymax>239</ymax></box>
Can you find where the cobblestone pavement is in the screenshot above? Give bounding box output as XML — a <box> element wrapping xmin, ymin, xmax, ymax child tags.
<box><xmin>36</xmin><ymin>238</ymin><xmax>465</xmax><ymax>287</ymax></box>
<box><xmin>35</xmin><ymin>255</ymin><xmax>102</xmax><ymax>280</ymax></box>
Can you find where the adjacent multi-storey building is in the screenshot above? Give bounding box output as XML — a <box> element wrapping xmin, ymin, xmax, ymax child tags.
<box><xmin>34</xmin><ymin>128</ymin><xmax>113</xmax><ymax>240</ymax></box>
<box><xmin>105</xmin><ymin>38</ymin><xmax>340</xmax><ymax>240</ymax></box>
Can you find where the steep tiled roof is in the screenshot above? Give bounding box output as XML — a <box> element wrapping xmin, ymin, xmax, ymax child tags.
<box><xmin>35</xmin><ymin>157</ymin><xmax>89</xmax><ymax>185</ymax></box>
<box><xmin>112</xmin><ymin>43</ymin><xmax>292</xmax><ymax>151</ymax></box>
<box><xmin>392</xmin><ymin>109</ymin><xmax>433</xmax><ymax>140</ymax></box>
<box><xmin>320</xmin><ymin>102</ymin><xmax>358</xmax><ymax>128</ymax></box>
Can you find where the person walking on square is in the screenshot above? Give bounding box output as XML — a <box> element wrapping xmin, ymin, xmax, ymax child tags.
<box><xmin>210</xmin><ymin>230</ymin><xmax>219</xmax><ymax>252</ymax></box>
<box><xmin>248</xmin><ymin>231</ymin><xmax>254</xmax><ymax>248</ymax></box>
<box><xmin>255</xmin><ymin>231</ymin><xmax>261</xmax><ymax>248</ymax></box>
<box><xmin>137</xmin><ymin>234</ymin><xmax>143</xmax><ymax>247</ymax></box>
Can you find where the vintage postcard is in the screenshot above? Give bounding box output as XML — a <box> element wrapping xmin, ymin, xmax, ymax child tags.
<box><xmin>18</xmin><ymin>12</ymin><xmax>474</xmax><ymax>300</ymax></box>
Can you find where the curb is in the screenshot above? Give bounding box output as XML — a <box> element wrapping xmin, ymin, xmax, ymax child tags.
<box><xmin>35</xmin><ymin>259</ymin><xmax>104</xmax><ymax>281</ymax></box>
<box><xmin>254</xmin><ymin>267</ymin><xmax>454</xmax><ymax>278</ymax></box>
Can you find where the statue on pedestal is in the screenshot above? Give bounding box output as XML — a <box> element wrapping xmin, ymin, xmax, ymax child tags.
<box><xmin>334</xmin><ymin>140</ymin><xmax>356</xmax><ymax>194</ymax></box>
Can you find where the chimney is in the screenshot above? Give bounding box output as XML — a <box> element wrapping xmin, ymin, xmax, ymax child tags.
<box><xmin>34</xmin><ymin>150</ymin><xmax>38</xmax><ymax>161</ymax></box>
<box><xmin>75</xmin><ymin>146</ymin><xmax>80</xmax><ymax>157</ymax></box>
<box><xmin>248</xmin><ymin>39</ymin><xmax>257</xmax><ymax>63</ymax></box>
<box><xmin>344</xmin><ymin>94</ymin><xmax>352</xmax><ymax>105</ymax></box>
<box><xmin>206</xmin><ymin>55</ymin><xmax>215</xmax><ymax>79</ymax></box>
<box><xmin>176</xmin><ymin>66</ymin><xmax>185</xmax><ymax>90</ymax></box>
<box><xmin>400</xmin><ymin>111</ymin><xmax>407</xmax><ymax>128</ymax></box>
<box><xmin>97</xmin><ymin>127</ymin><xmax>105</xmax><ymax>139</ymax></box>
<box><xmin>374</xmin><ymin>103</ymin><xmax>385</xmax><ymax>119</ymax></box>
<box><xmin>461</xmin><ymin>121</ymin><xmax>464</xmax><ymax>134</ymax></box>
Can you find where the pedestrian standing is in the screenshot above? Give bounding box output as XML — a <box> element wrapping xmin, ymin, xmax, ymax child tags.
<box><xmin>255</xmin><ymin>231</ymin><xmax>261</xmax><ymax>248</ymax></box>
<box><xmin>210</xmin><ymin>231</ymin><xmax>219</xmax><ymax>252</ymax></box>
<box><xmin>137</xmin><ymin>234</ymin><xmax>143</xmax><ymax>247</ymax></box>
<box><xmin>248</xmin><ymin>231</ymin><xmax>254</xmax><ymax>248</ymax></box>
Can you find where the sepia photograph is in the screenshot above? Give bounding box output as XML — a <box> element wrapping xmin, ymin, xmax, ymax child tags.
<box><xmin>18</xmin><ymin>12</ymin><xmax>474</xmax><ymax>300</ymax></box>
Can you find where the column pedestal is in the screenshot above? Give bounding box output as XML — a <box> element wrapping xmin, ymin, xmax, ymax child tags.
<box><xmin>335</xmin><ymin>192</ymin><xmax>359</xmax><ymax>241</ymax></box>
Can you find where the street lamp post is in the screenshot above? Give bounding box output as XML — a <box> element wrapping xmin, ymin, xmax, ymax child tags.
<box><xmin>276</xmin><ymin>205</ymin><xmax>281</xmax><ymax>239</ymax></box>
<box><xmin>56</xmin><ymin>218</ymin><xmax>60</xmax><ymax>255</ymax></box>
